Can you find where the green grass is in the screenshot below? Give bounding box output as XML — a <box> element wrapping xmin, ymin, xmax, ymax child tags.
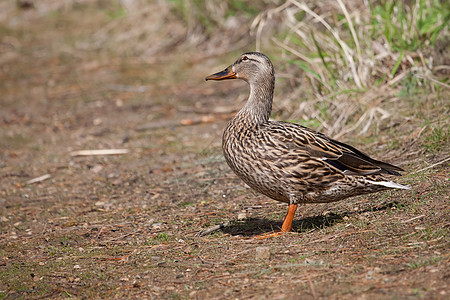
<box><xmin>407</xmin><ymin>256</ymin><xmax>444</xmax><ymax>269</ymax></box>
<box><xmin>424</xmin><ymin>125</ymin><xmax>449</xmax><ymax>152</ymax></box>
<box><xmin>168</xmin><ymin>0</ymin><xmax>264</xmax><ymax>33</ymax></box>
<box><xmin>145</xmin><ymin>232</ymin><xmax>173</xmax><ymax>245</ymax></box>
<box><xmin>270</xmin><ymin>0</ymin><xmax>448</xmax><ymax>134</ymax></box>
<box><xmin>398</xmin><ymin>72</ymin><xmax>422</xmax><ymax>97</ymax></box>
<box><xmin>285</xmin><ymin>0</ymin><xmax>447</xmax><ymax>89</ymax></box>
<box><xmin>370</xmin><ymin>0</ymin><xmax>449</xmax><ymax>52</ymax></box>
<box><xmin>0</xmin><ymin>261</ymin><xmax>53</xmax><ymax>298</ymax></box>
<box><xmin>0</xmin><ymin>134</ymin><xmax>30</xmax><ymax>150</ymax></box>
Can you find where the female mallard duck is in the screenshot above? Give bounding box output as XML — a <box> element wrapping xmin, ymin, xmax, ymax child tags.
<box><xmin>206</xmin><ymin>52</ymin><xmax>409</xmax><ymax>236</ymax></box>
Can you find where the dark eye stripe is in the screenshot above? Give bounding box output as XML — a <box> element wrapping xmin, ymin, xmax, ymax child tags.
<box><xmin>241</xmin><ymin>56</ymin><xmax>258</xmax><ymax>63</ymax></box>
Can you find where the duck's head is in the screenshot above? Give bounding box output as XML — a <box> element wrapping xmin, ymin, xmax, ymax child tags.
<box><xmin>205</xmin><ymin>52</ymin><xmax>274</xmax><ymax>84</ymax></box>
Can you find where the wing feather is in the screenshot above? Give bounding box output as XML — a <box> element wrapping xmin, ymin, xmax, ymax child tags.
<box><xmin>264</xmin><ymin>121</ymin><xmax>403</xmax><ymax>176</ymax></box>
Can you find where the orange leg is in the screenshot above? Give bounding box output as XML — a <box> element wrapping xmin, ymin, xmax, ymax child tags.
<box><xmin>254</xmin><ymin>203</ymin><xmax>298</xmax><ymax>239</ymax></box>
<box><xmin>281</xmin><ymin>203</ymin><xmax>298</xmax><ymax>232</ymax></box>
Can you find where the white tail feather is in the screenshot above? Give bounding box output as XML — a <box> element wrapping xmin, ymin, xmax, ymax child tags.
<box><xmin>367</xmin><ymin>180</ymin><xmax>411</xmax><ymax>190</ymax></box>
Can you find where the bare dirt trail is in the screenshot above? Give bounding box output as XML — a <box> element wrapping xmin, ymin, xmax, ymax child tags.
<box><xmin>1</xmin><ymin>2</ymin><xmax>449</xmax><ymax>299</ymax></box>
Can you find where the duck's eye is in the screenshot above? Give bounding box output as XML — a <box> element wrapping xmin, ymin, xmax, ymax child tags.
<box><xmin>242</xmin><ymin>56</ymin><xmax>249</xmax><ymax>61</ymax></box>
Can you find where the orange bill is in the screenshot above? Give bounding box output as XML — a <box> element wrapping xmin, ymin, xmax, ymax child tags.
<box><xmin>205</xmin><ymin>66</ymin><xmax>237</xmax><ymax>81</ymax></box>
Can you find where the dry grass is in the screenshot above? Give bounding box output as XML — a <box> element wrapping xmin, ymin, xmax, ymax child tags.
<box><xmin>249</xmin><ymin>0</ymin><xmax>449</xmax><ymax>137</ymax></box>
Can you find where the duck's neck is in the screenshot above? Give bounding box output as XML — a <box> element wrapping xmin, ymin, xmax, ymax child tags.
<box><xmin>234</xmin><ymin>77</ymin><xmax>275</xmax><ymax>126</ymax></box>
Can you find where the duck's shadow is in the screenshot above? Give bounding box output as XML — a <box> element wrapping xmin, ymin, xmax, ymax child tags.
<box><xmin>220</xmin><ymin>201</ymin><xmax>402</xmax><ymax>237</ymax></box>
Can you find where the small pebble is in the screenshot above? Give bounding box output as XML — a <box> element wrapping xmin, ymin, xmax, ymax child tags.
<box><xmin>255</xmin><ymin>247</ymin><xmax>270</xmax><ymax>260</ymax></box>
<box><xmin>237</xmin><ymin>213</ymin><xmax>246</xmax><ymax>220</ymax></box>
<box><xmin>152</xmin><ymin>223</ymin><xmax>162</xmax><ymax>230</ymax></box>
<box><xmin>91</xmin><ymin>164</ymin><xmax>103</xmax><ymax>173</ymax></box>
<box><xmin>94</xmin><ymin>201</ymin><xmax>105</xmax><ymax>207</ymax></box>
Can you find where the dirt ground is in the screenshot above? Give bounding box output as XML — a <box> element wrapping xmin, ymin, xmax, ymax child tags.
<box><xmin>1</xmin><ymin>2</ymin><xmax>449</xmax><ymax>299</ymax></box>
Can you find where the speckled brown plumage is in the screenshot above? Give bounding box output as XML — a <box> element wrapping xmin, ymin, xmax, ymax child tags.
<box><xmin>206</xmin><ymin>52</ymin><xmax>409</xmax><ymax>234</ymax></box>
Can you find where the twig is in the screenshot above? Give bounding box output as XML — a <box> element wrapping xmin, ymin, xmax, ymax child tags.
<box><xmin>195</xmin><ymin>221</ymin><xmax>230</xmax><ymax>237</ymax></box>
<box><xmin>272</xmin><ymin>37</ymin><xmax>331</xmax><ymax>92</ymax></box>
<box><xmin>413</xmin><ymin>156</ymin><xmax>450</xmax><ymax>174</ymax></box>
<box><xmin>289</xmin><ymin>0</ymin><xmax>362</xmax><ymax>88</ymax></box>
<box><xmin>177</xmin><ymin>106</ymin><xmax>236</xmax><ymax>115</ymax></box>
<box><xmin>415</xmin><ymin>74</ymin><xmax>450</xmax><ymax>89</ymax></box>
<box><xmin>218</xmin><ymin>281</ymin><xmax>232</xmax><ymax>287</ymax></box>
<box><xmin>333</xmin><ymin>109</ymin><xmax>369</xmax><ymax>140</ymax></box>
<box><xmin>106</xmin><ymin>84</ymin><xmax>147</xmax><ymax>93</ymax></box>
<box><xmin>26</xmin><ymin>174</ymin><xmax>51</xmax><ymax>184</ymax></box>
<box><xmin>384</xmin><ymin>70</ymin><xmax>409</xmax><ymax>87</ymax></box>
<box><xmin>307</xmin><ymin>274</ymin><xmax>318</xmax><ymax>299</ymax></box>
<box><xmin>136</xmin><ymin>115</ymin><xmax>231</xmax><ymax>131</ymax></box>
<box><xmin>336</xmin><ymin>0</ymin><xmax>361</xmax><ymax>62</ymax></box>
<box><xmin>251</xmin><ymin>1</ymin><xmax>292</xmax><ymax>51</ymax></box>
<box><xmin>401</xmin><ymin>215</ymin><xmax>425</xmax><ymax>223</ymax></box>
<box><xmin>96</xmin><ymin>226</ymin><xmax>104</xmax><ymax>239</ymax></box>
<box><xmin>70</xmin><ymin>149</ymin><xmax>130</xmax><ymax>157</ymax></box>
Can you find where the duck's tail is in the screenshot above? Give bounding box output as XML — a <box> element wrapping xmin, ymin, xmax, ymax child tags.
<box><xmin>366</xmin><ymin>180</ymin><xmax>411</xmax><ymax>190</ymax></box>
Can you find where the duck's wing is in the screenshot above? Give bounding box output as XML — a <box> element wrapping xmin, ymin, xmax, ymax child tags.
<box><xmin>264</xmin><ymin>122</ymin><xmax>404</xmax><ymax>176</ymax></box>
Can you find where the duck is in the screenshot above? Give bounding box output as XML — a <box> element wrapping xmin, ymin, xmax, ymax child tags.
<box><xmin>205</xmin><ymin>52</ymin><xmax>409</xmax><ymax>237</ymax></box>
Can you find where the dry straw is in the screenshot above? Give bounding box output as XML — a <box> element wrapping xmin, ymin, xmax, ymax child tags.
<box><xmin>251</xmin><ymin>0</ymin><xmax>447</xmax><ymax>137</ymax></box>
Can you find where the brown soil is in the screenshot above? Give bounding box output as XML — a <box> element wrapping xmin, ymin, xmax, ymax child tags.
<box><xmin>1</xmin><ymin>2</ymin><xmax>448</xmax><ymax>299</ymax></box>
